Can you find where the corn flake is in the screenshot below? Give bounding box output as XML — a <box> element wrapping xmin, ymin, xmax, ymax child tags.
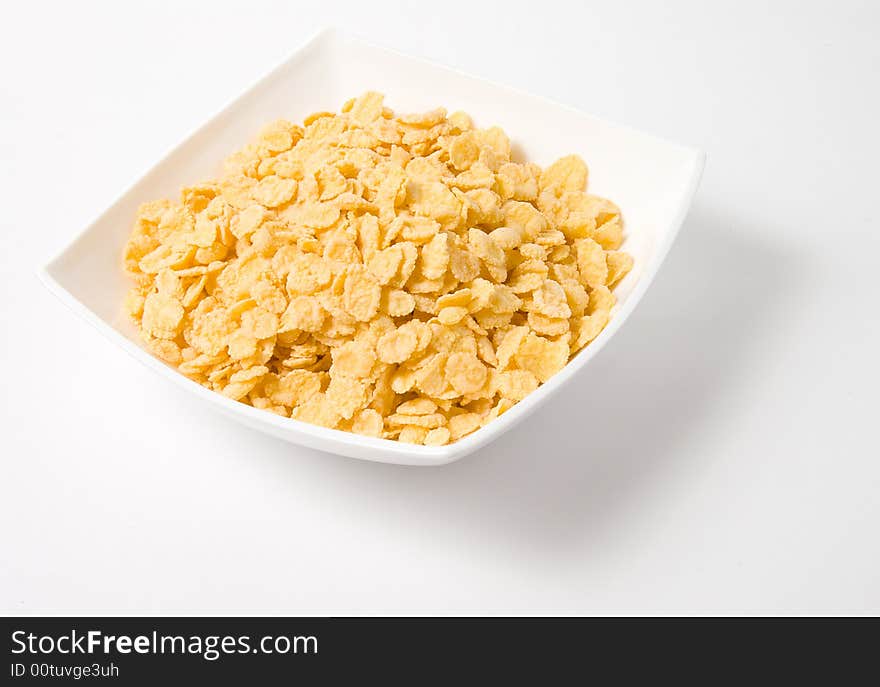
<box><xmin>123</xmin><ymin>93</ymin><xmax>631</xmax><ymax>445</ymax></box>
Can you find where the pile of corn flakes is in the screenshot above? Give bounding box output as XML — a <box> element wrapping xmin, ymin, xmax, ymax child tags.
<box><xmin>123</xmin><ymin>92</ymin><xmax>632</xmax><ymax>445</ymax></box>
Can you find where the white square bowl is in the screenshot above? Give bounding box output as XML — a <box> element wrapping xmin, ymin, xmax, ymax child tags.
<box><xmin>40</xmin><ymin>28</ymin><xmax>704</xmax><ymax>466</ymax></box>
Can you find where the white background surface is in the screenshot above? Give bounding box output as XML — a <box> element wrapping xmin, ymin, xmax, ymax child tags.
<box><xmin>2</xmin><ymin>0</ymin><xmax>878</xmax><ymax>614</ymax></box>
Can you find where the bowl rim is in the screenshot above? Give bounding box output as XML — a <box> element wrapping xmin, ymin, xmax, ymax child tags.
<box><xmin>39</xmin><ymin>26</ymin><xmax>705</xmax><ymax>465</ymax></box>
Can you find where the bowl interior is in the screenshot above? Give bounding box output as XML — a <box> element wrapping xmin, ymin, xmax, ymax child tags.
<box><xmin>44</xmin><ymin>29</ymin><xmax>702</xmax><ymax>464</ymax></box>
